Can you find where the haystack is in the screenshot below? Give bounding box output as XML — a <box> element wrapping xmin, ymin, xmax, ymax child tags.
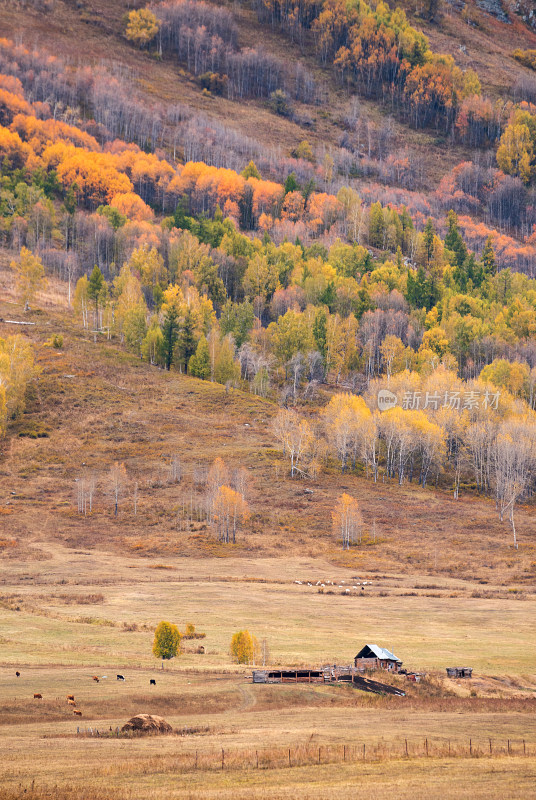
<box><xmin>121</xmin><ymin>714</ymin><xmax>172</xmax><ymax>734</ymax></box>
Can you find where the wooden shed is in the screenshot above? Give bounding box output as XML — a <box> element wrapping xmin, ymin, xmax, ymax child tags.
<box><xmin>446</xmin><ymin>667</ymin><xmax>473</xmax><ymax>678</ymax></box>
<box><xmin>354</xmin><ymin>644</ymin><xmax>402</xmax><ymax>673</ymax></box>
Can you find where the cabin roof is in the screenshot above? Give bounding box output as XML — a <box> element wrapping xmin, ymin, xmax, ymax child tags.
<box><xmin>355</xmin><ymin>644</ymin><xmax>401</xmax><ymax>662</ymax></box>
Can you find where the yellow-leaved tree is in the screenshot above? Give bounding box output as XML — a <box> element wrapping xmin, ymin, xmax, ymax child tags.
<box><xmin>0</xmin><ymin>334</ymin><xmax>38</xmax><ymax>423</ymax></box>
<box><xmin>332</xmin><ymin>493</ymin><xmax>362</xmax><ymax>549</ymax></box>
<box><xmin>11</xmin><ymin>247</ymin><xmax>47</xmax><ymax>312</ymax></box>
<box><xmin>113</xmin><ymin>264</ymin><xmax>147</xmax><ymax>351</ymax></box>
<box><xmin>0</xmin><ymin>383</ymin><xmax>6</xmax><ymax>438</ymax></box>
<box><xmin>496</xmin><ymin>124</ymin><xmax>534</xmax><ymax>183</ymax></box>
<box><xmin>230</xmin><ymin>630</ymin><xmax>259</xmax><ymax>665</ymax></box>
<box><xmin>323</xmin><ymin>393</ymin><xmax>377</xmax><ymax>476</ymax></box>
<box><xmin>213</xmin><ymin>485</ymin><xmax>249</xmax><ymax>543</ymax></box>
<box><xmin>125</xmin><ymin>9</ymin><xmax>160</xmax><ymax>48</ymax></box>
<box><xmin>152</xmin><ymin>621</ymin><xmax>181</xmax><ymax>667</ymax></box>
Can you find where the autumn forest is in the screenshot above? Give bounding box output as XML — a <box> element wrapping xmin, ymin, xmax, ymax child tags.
<box><xmin>2</xmin><ymin>2</ymin><xmax>536</xmax><ymax>797</ymax></box>
<box><xmin>1</xmin><ymin>0</ymin><xmax>536</xmax><ymax>547</ymax></box>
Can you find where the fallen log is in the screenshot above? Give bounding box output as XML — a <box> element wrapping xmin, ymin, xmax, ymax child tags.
<box><xmin>0</xmin><ymin>319</ymin><xmax>36</xmax><ymax>326</ymax></box>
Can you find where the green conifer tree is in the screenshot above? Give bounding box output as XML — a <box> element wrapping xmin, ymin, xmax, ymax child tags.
<box><xmin>161</xmin><ymin>305</ymin><xmax>179</xmax><ymax>371</ymax></box>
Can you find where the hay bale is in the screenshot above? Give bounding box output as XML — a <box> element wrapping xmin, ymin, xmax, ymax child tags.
<box><xmin>121</xmin><ymin>714</ymin><xmax>172</xmax><ymax>734</ymax></box>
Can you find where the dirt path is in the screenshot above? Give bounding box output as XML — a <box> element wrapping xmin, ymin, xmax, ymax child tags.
<box><xmin>235</xmin><ymin>683</ymin><xmax>257</xmax><ymax>713</ymax></box>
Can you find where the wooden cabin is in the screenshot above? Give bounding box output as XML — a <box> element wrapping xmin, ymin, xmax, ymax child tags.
<box><xmin>354</xmin><ymin>644</ymin><xmax>403</xmax><ymax>673</ymax></box>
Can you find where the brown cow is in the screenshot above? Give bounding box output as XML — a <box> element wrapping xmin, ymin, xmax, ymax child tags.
<box><xmin>68</xmin><ymin>699</ymin><xmax>76</xmax><ymax>706</ymax></box>
<box><xmin>66</xmin><ymin>695</ymin><xmax>75</xmax><ymax>701</ymax></box>
<box><xmin>33</xmin><ymin>693</ymin><xmax>42</xmax><ymax>699</ymax></box>
<box><xmin>15</xmin><ymin>671</ymin><xmax>20</xmax><ymax>677</ymax></box>
<box><xmin>92</xmin><ymin>676</ymin><xmax>99</xmax><ymax>682</ymax></box>
<box><xmin>73</xmin><ymin>709</ymin><xmax>82</xmax><ymax>716</ymax></box>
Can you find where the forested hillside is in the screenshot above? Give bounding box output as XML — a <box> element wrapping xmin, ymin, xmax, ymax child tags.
<box><xmin>1</xmin><ymin>0</ymin><xmax>536</xmax><ymax>559</ymax></box>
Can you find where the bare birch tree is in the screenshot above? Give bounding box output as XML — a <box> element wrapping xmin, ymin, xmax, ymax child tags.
<box><xmin>494</xmin><ymin>420</ymin><xmax>536</xmax><ymax>549</ymax></box>
<box><xmin>272</xmin><ymin>409</ymin><xmax>312</xmax><ymax>477</ymax></box>
<box><xmin>109</xmin><ymin>461</ymin><xmax>127</xmax><ymax>517</ymax></box>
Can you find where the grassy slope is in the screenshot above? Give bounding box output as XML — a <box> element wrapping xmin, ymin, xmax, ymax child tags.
<box><xmin>1</xmin><ymin>273</ymin><xmax>535</xmax><ymax>583</ymax></box>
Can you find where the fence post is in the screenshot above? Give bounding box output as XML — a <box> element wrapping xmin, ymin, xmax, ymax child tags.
<box><xmin>470</xmin><ymin>738</ymin><xmax>472</xmax><ymax>756</ymax></box>
<box><xmin>523</xmin><ymin>740</ymin><xmax>526</xmax><ymax>755</ymax></box>
<box><xmin>489</xmin><ymin>738</ymin><xmax>492</xmax><ymax>755</ymax></box>
<box><xmin>343</xmin><ymin>744</ymin><xmax>346</xmax><ymax>762</ymax></box>
<box><xmin>222</xmin><ymin>748</ymin><xmax>225</xmax><ymax>770</ymax></box>
<box><xmin>256</xmin><ymin>750</ymin><xmax>258</xmax><ymax>769</ymax></box>
<box><xmin>288</xmin><ymin>748</ymin><xmax>291</xmax><ymax>767</ymax></box>
<box><xmin>508</xmin><ymin>739</ymin><xmax>510</xmax><ymax>755</ymax></box>
<box><xmin>405</xmin><ymin>739</ymin><xmax>408</xmax><ymax>757</ymax></box>
<box><xmin>318</xmin><ymin>746</ymin><xmax>321</xmax><ymax>764</ymax></box>
<box><xmin>195</xmin><ymin>750</ymin><xmax>198</xmax><ymax>770</ymax></box>
<box><xmin>363</xmin><ymin>743</ymin><xmax>365</xmax><ymax>760</ymax></box>
<box><xmin>425</xmin><ymin>738</ymin><xmax>428</xmax><ymax>757</ymax></box>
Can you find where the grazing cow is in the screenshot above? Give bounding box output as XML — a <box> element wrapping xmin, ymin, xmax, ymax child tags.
<box><xmin>15</xmin><ymin>671</ymin><xmax>20</xmax><ymax>677</ymax></box>
<box><xmin>66</xmin><ymin>695</ymin><xmax>75</xmax><ymax>701</ymax></box>
<box><xmin>73</xmin><ymin>709</ymin><xmax>82</xmax><ymax>716</ymax></box>
<box><xmin>68</xmin><ymin>699</ymin><xmax>76</xmax><ymax>706</ymax></box>
<box><xmin>92</xmin><ymin>676</ymin><xmax>99</xmax><ymax>682</ymax></box>
<box><xmin>33</xmin><ymin>693</ymin><xmax>42</xmax><ymax>699</ymax></box>
<box><xmin>116</xmin><ymin>674</ymin><xmax>125</xmax><ymax>681</ymax></box>
<box><xmin>149</xmin><ymin>679</ymin><xmax>156</xmax><ymax>686</ymax></box>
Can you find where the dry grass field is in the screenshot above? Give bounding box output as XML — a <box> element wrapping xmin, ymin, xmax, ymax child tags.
<box><xmin>1</xmin><ymin>562</ymin><xmax>536</xmax><ymax>799</ymax></box>
<box><xmin>1</xmin><ymin>547</ymin><xmax>536</xmax><ymax>799</ymax></box>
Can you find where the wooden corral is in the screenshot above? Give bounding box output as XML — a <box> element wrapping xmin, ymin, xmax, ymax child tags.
<box><xmin>252</xmin><ymin>666</ymin><xmax>405</xmax><ymax>696</ymax></box>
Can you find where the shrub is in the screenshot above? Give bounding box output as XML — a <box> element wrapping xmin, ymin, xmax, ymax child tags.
<box><xmin>269</xmin><ymin>89</ymin><xmax>290</xmax><ymax>116</ymax></box>
<box><xmin>199</xmin><ymin>72</ymin><xmax>228</xmax><ymax>96</ymax></box>
<box><xmin>513</xmin><ymin>49</ymin><xmax>536</xmax><ymax>70</ymax></box>
<box><xmin>291</xmin><ymin>140</ymin><xmax>314</xmax><ymax>162</ymax></box>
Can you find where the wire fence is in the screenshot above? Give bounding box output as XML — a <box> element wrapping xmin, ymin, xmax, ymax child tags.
<box><xmin>74</xmin><ymin>731</ymin><xmax>535</xmax><ymax>771</ymax></box>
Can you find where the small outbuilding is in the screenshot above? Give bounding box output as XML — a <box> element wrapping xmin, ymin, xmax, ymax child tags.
<box><xmin>354</xmin><ymin>644</ymin><xmax>403</xmax><ymax>673</ymax></box>
<box><xmin>446</xmin><ymin>667</ymin><xmax>473</xmax><ymax>679</ymax></box>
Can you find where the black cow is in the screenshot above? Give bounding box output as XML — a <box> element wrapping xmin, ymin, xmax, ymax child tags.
<box><xmin>116</xmin><ymin>674</ymin><xmax>125</xmax><ymax>681</ymax></box>
<box><xmin>150</xmin><ymin>679</ymin><xmax>156</xmax><ymax>686</ymax></box>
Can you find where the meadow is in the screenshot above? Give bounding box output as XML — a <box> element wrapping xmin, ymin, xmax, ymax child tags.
<box><xmin>1</xmin><ymin>544</ymin><xmax>536</xmax><ymax>799</ymax></box>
